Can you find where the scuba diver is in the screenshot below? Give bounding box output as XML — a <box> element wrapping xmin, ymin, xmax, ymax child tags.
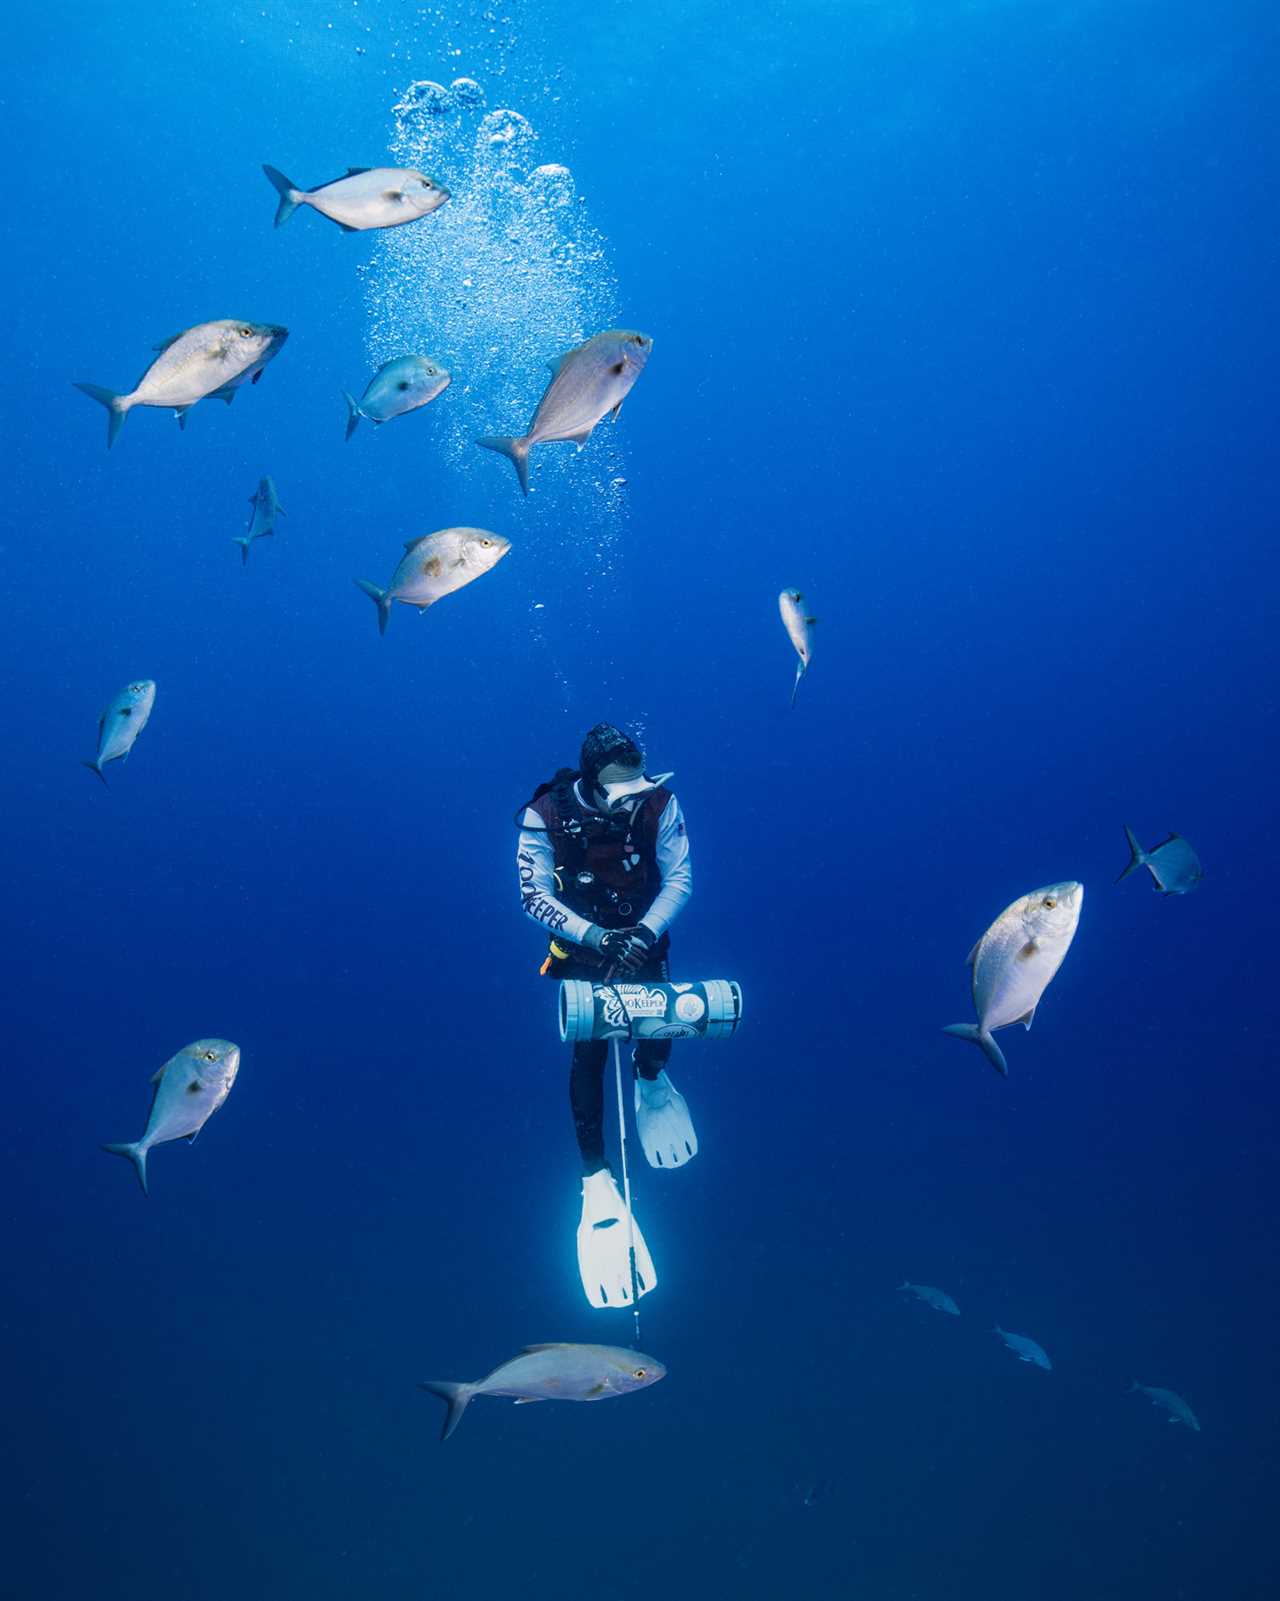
<box><xmin>516</xmin><ymin>723</ymin><xmax>694</xmax><ymax>1307</ymax></box>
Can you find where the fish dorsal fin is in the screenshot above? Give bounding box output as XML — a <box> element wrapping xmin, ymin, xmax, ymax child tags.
<box><xmin>152</xmin><ymin>331</ymin><xmax>185</xmax><ymax>352</ymax></box>
<box><xmin>1015</xmin><ymin>1005</ymin><xmax>1037</xmax><ymax>1030</ymax></box>
<box><xmin>346</xmin><ymin>166</ymin><xmax>373</xmax><ymax>176</ymax></box>
<box><xmin>964</xmin><ymin>940</ymin><xmax>981</xmax><ymax>966</ymax></box>
<box><xmin>519</xmin><ymin>1343</ymin><xmax>568</xmax><ymax>1354</ymax></box>
<box><xmin>806</xmin><ymin>616</ymin><xmax>819</xmax><ymax>626</ymax></box>
<box><xmin>403</xmin><ymin>534</ymin><xmax>433</xmax><ymax>551</ymax></box>
<box><xmin>149</xmin><ymin>1066</ymin><xmax>166</xmax><ymax>1085</ymax></box>
<box><xmin>566</xmin><ymin>424</ymin><xmax>595</xmax><ymax>447</ymax></box>
<box><xmin>546</xmin><ymin>352</ymin><xmax>572</xmax><ymax>379</ymax></box>
<box><xmin>512</xmin><ymin>1397</ymin><xmax>545</xmax><ymax>1405</ymax></box>
<box><xmin>338</xmin><ymin>222</ymin><xmax>360</xmax><ymax>234</ymax></box>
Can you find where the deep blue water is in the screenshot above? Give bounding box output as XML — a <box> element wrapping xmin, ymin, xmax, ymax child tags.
<box><xmin>3</xmin><ymin>3</ymin><xmax>1278</xmax><ymax>1597</ymax></box>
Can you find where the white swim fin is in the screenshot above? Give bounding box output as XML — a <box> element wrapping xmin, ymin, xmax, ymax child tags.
<box><xmin>635</xmin><ymin>1070</ymin><xmax>699</xmax><ymax>1169</ymax></box>
<box><xmin>576</xmin><ymin>1168</ymin><xmax>656</xmax><ymax>1309</ymax></box>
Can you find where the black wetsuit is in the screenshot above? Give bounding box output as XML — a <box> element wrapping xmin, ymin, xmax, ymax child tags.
<box><xmin>516</xmin><ymin>771</ymin><xmax>692</xmax><ymax>1173</ymax></box>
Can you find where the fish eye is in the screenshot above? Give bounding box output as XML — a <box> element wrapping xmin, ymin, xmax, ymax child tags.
<box><xmin>632</xmin><ymin>335</ymin><xmax>645</xmax><ymax>345</ymax></box>
<box><xmin>1042</xmin><ymin>897</ymin><xmax>1056</xmax><ymax>909</ymax></box>
<box><xmin>203</xmin><ymin>1049</ymin><xmax>218</xmax><ymax>1061</ymax></box>
<box><xmin>480</xmin><ymin>538</ymin><xmax>493</xmax><ymax>546</ymax></box>
<box><xmin>633</xmin><ymin>1367</ymin><xmax>647</xmax><ymax>1379</ymax></box>
<box><xmin>239</xmin><ymin>326</ymin><xmax>253</xmax><ymax>337</ymax></box>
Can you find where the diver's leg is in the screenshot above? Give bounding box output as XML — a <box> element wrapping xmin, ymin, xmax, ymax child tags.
<box><xmin>630</xmin><ymin>951</ymin><xmax>697</xmax><ymax>1166</ymax></box>
<box><xmin>570</xmin><ymin>1041</ymin><xmax>609</xmax><ymax>1174</ymax></box>
<box><xmin>634</xmin><ymin>1038</ymin><xmax>672</xmax><ymax>1082</ymax></box>
<box><xmin>634</xmin><ymin>948</ymin><xmax>673</xmax><ymax>1082</ymax></box>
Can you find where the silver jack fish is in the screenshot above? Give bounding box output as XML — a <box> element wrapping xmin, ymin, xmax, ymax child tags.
<box><xmin>900</xmin><ymin>1281</ymin><xmax>960</xmax><ymax>1316</ymax></box>
<box><xmin>262</xmin><ymin>163</ymin><xmax>449</xmax><ymax>232</ymax></box>
<box><xmin>74</xmin><ymin>321</ymin><xmax>288</xmax><ymax>449</ymax></box>
<box><xmin>1130</xmin><ymin>1382</ymin><xmax>1200</xmax><ymax>1431</ymax></box>
<box><xmin>102</xmin><ymin>1039</ymin><xmax>240</xmax><ymax>1196</ymax></box>
<box><xmin>1116</xmin><ymin>826</ymin><xmax>1203</xmax><ymax>895</ymax></box>
<box><xmin>234</xmin><ymin>475</ymin><xmax>284</xmax><ymax>565</ymax></box>
<box><xmin>779</xmin><ymin>589</ymin><xmax>817</xmax><ymax>707</ymax></box>
<box><xmin>478</xmin><ymin>329</ymin><xmax>653</xmax><ymax>493</ymax></box>
<box><xmin>354</xmin><ymin>527</ymin><xmax>511</xmax><ymax>636</ymax></box>
<box><xmin>943</xmin><ymin>881</ymin><xmax>1083</xmax><ymax>1076</ymax></box>
<box><xmin>419</xmin><ymin>1342</ymin><xmax>666</xmax><ymax>1441</ymax></box>
<box><xmin>995</xmin><ymin>1326</ymin><xmax>1052</xmax><ymax>1371</ymax></box>
<box><xmin>343</xmin><ymin>355</ymin><xmax>450</xmax><ymax>441</ymax></box>
<box><xmin>83</xmin><ymin>680</ymin><xmax>155</xmax><ymax>786</ymax></box>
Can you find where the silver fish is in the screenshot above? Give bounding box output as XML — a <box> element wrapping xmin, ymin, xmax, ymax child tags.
<box><xmin>102</xmin><ymin>1039</ymin><xmax>240</xmax><ymax>1195</ymax></box>
<box><xmin>354</xmin><ymin>527</ymin><xmax>511</xmax><ymax>636</ymax></box>
<box><xmin>779</xmin><ymin>589</ymin><xmax>817</xmax><ymax>707</ymax></box>
<box><xmin>1130</xmin><ymin>1382</ymin><xmax>1200</xmax><ymax>1432</ymax></box>
<box><xmin>943</xmin><ymin>881</ymin><xmax>1083</xmax><ymax>1076</ymax></box>
<box><xmin>262</xmin><ymin>163</ymin><xmax>449</xmax><ymax>232</ymax></box>
<box><xmin>1117</xmin><ymin>826</ymin><xmax>1203</xmax><ymax>895</ymax></box>
<box><xmin>74</xmin><ymin>321</ymin><xmax>288</xmax><ymax>449</ymax></box>
<box><xmin>995</xmin><ymin>1326</ymin><xmax>1052</xmax><ymax>1371</ymax></box>
<box><xmin>234</xmin><ymin>476</ymin><xmax>284</xmax><ymax>565</ymax></box>
<box><xmin>478</xmin><ymin>328</ymin><xmax>653</xmax><ymax>493</ymax></box>
<box><xmin>83</xmin><ymin>680</ymin><xmax>155</xmax><ymax>786</ymax></box>
<box><xmin>343</xmin><ymin>355</ymin><xmax>450</xmax><ymax>441</ymax></box>
<box><xmin>419</xmin><ymin>1342</ymin><xmax>666</xmax><ymax>1440</ymax></box>
<box><xmin>900</xmin><ymin>1281</ymin><xmax>960</xmax><ymax>1316</ymax></box>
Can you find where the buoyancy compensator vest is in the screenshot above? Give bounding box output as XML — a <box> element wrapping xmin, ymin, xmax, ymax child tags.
<box><xmin>518</xmin><ymin>768</ymin><xmax>672</xmax><ymax>936</ymax></box>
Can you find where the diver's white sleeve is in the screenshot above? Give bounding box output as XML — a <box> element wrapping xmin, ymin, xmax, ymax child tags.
<box><xmin>640</xmin><ymin>797</ymin><xmax>692</xmax><ymax>938</ymax></box>
<box><xmin>517</xmin><ymin>822</ymin><xmax>595</xmax><ymax>945</ymax></box>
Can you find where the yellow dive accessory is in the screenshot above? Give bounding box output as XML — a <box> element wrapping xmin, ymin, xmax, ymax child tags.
<box><xmin>539</xmin><ymin>938</ymin><xmax>573</xmax><ymax>977</ymax></box>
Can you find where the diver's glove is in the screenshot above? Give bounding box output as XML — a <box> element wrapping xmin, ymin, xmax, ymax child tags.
<box><xmin>599</xmin><ymin>925</ymin><xmax>656</xmax><ymax>974</ymax></box>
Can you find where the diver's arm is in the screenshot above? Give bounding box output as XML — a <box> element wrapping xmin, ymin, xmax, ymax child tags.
<box><xmin>639</xmin><ymin>797</ymin><xmax>692</xmax><ymax>938</ymax></box>
<box><xmin>517</xmin><ymin>824</ymin><xmax>596</xmax><ymax>945</ymax></box>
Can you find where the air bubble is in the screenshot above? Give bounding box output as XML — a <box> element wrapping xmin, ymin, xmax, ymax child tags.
<box><xmin>528</xmin><ymin>163</ymin><xmax>575</xmax><ymax>208</ymax></box>
<box><xmin>450</xmin><ymin>76</ymin><xmax>485</xmax><ymax>106</ymax></box>
<box><xmin>477</xmin><ymin>108</ymin><xmax>536</xmax><ymax>162</ymax></box>
<box><xmin>366</xmin><ymin>79</ymin><xmax>625</xmax><ymax>554</ymax></box>
<box><xmin>395</xmin><ymin>79</ymin><xmax>449</xmax><ymax>115</ymax></box>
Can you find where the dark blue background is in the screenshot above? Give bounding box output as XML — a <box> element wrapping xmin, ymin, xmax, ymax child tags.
<box><xmin>3</xmin><ymin>3</ymin><xmax>1276</xmax><ymax>1597</ymax></box>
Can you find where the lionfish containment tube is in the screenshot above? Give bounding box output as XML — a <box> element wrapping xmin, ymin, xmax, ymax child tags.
<box><xmin>559</xmin><ymin>979</ymin><xmax>743</xmax><ymax>1043</ymax></box>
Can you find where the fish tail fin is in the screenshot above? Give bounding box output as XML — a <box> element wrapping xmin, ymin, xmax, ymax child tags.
<box><xmin>790</xmin><ymin>661</ymin><xmax>804</xmax><ymax>709</ymax></box>
<box><xmin>81</xmin><ymin>759</ymin><xmax>108</xmax><ymax>787</ymax></box>
<box><xmin>73</xmin><ymin>382</ymin><xmax>129</xmax><ymax>449</ymax></box>
<box><xmin>354</xmin><ymin>579</ymin><xmax>392</xmax><ymax>636</ymax></box>
<box><xmin>477</xmin><ymin>435</ymin><xmax>531</xmax><ymax>495</ymax></box>
<box><xmin>418</xmin><ymin>1380</ymin><xmax>475</xmax><ymax>1441</ymax></box>
<box><xmin>1116</xmin><ymin>825</ymin><xmax>1147</xmax><ymax>883</ymax></box>
<box><xmin>942</xmin><ymin>1023</ymin><xmax>1008</xmax><ymax>1077</ymax></box>
<box><xmin>343</xmin><ymin>391</ymin><xmax>363</xmax><ymax>442</ymax></box>
<box><xmin>233</xmin><ymin>537</ymin><xmax>251</xmax><ymax>565</ymax></box>
<box><xmin>262</xmin><ymin>164</ymin><xmax>303</xmax><ymax>228</ymax></box>
<box><xmin>102</xmin><ymin>1141</ymin><xmax>149</xmax><ymax>1195</ymax></box>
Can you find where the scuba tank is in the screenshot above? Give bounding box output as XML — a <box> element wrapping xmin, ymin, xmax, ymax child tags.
<box><xmin>560</xmin><ymin>978</ymin><xmax>743</xmax><ymax>1043</ymax></box>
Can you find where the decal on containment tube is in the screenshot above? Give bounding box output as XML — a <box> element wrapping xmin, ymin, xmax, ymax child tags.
<box><xmin>559</xmin><ymin>979</ymin><xmax>743</xmax><ymax>1043</ymax></box>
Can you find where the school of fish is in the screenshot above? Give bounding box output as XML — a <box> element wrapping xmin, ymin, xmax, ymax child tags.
<box><xmin>76</xmin><ymin>121</ymin><xmax>1208</xmax><ymax>1448</ymax></box>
